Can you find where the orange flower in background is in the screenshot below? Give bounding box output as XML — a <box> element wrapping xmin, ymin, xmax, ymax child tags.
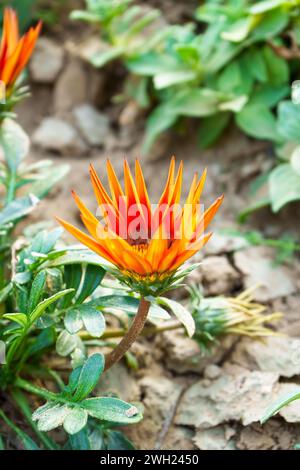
<box><xmin>57</xmin><ymin>158</ymin><xmax>223</xmax><ymax>290</ymax></box>
<box><xmin>0</xmin><ymin>8</ymin><xmax>41</xmax><ymax>89</ymax></box>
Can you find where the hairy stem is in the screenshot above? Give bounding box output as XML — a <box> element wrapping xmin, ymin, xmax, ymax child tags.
<box><xmin>104</xmin><ymin>297</ymin><xmax>151</xmax><ymax>371</ymax></box>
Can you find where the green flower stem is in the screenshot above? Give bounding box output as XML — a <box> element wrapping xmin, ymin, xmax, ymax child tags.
<box><xmin>11</xmin><ymin>389</ymin><xmax>59</xmax><ymax>450</ymax></box>
<box><xmin>104</xmin><ymin>297</ymin><xmax>151</xmax><ymax>371</ymax></box>
<box><xmin>14</xmin><ymin>377</ymin><xmax>59</xmax><ymax>402</ymax></box>
<box><xmin>15</xmin><ymin>377</ymin><xmax>82</xmax><ymax>409</ymax></box>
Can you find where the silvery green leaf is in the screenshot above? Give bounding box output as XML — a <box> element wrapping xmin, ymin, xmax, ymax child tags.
<box><xmin>72</xmin><ymin>353</ymin><xmax>105</xmax><ymax>401</ymax></box>
<box><xmin>64</xmin><ymin>309</ymin><xmax>84</xmax><ymax>334</ymax></box>
<box><xmin>269</xmin><ymin>163</ymin><xmax>300</xmax><ymax>212</ymax></box>
<box><xmin>35</xmin><ymin>404</ymin><xmax>71</xmax><ymax>432</ymax></box>
<box><xmin>0</xmin><ymin>195</ymin><xmax>39</xmax><ymax>228</ymax></box>
<box><xmin>63</xmin><ymin>408</ymin><xmax>88</xmax><ymax>435</ymax></box>
<box><xmin>56</xmin><ymin>330</ymin><xmax>82</xmax><ymax>357</ymax></box>
<box><xmin>81</xmin><ymin>397</ymin><xmax>142</xmax><ymax>424</ymax></box>
<box><xmin>261</xmin><ymin>388</ymin><xmax>300</xmax><ymax>423</ymax></box>
<box><xmin>159</xmin><ymin>297</ymin><xmax>195</xmax><ymax>337</ymax></box>
<box><xmin>80</xmin><ymin>306</ymin><xmax>106</xmax><ymax>338</ymax></box>
<box><xmin>0</xmin><ymin>119</ymin><xmax>29</xmax><ymax>171</ymax></box>
<box><xmin>291</xmin><ymin>147</ymin><xmax>300</xmax><ymax>176</ymax></box>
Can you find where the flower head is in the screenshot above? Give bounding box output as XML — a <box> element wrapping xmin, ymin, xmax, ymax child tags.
<box><xmin>57</xmin><ymin>158</ymin><xmax>223</xmax><ymax>295</ymax></box>
<box><xmin>0</xmin><ymin>8</ymin><xmax>41</xmax><ymax>92</ymax></box>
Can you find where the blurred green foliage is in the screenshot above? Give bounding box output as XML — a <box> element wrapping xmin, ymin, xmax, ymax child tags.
<box><xmin>71</xmin><ymin>0</ymin><xmax>300</xmax><ymax>215</ymax></box>
<box><xmin>0</xmin><ymin>0</ymin><xmax>37</xmax><ymax>30</ymax></box>
<box><xmin>0</xmin><ymin>0</ymin><xmax>71</xmax><ymax>30</ymax></box>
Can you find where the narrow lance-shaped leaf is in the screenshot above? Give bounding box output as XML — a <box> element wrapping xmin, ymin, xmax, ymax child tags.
<box><xmin>30</xmin><ymin>289</ymin><xmax>74</xmax><ymax>324</ymax></box>
<box><xmin>158</xmin><ymin>297</ymin><xmax>195</xmax><ymax>337</ymax></box>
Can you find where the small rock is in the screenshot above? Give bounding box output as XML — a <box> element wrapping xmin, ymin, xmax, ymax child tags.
<box><xmin>203</xmin><ymin>232</ymin><xmax>248</xmax><ymax>256</ymax></box>
<box><xmin>161</xmin><ymin>329</ymin><xmax>237</xmax><ymax>375</ymax></box>
<box><xmin>204</xmin><ymin>364</ymin><xmax>222</xmax><ymax>380</ymax></box>
<box><xmin>233</xmin><ymin>246</ymin><xmax>297</xmax><ymax>302</ymax></box>
<box><xmin>33</xmin><ymin>117</ymin><xmax>87</xmax><ymax>155</ymax></box>
<box><xmin>30</xmin><ymin>37</ymin><xmax>64</xmax><ymax>84</ymax></box>
<box><xmin>231</xmin><ymin>336</ymin><xmax>300</xmax><ymax>378</ymax></box>
<box><xmin>73</xmin><ymin>104</ymin><xmax>110</xmax><ymax>147</ymax></box>
<box><xmin>175</xmin><ymin>368</ymin><xmax>280</xmax><ymax>428</ymax></box>
<box><xmin>67</xmin><ymin>36</ymin><xmax>108</xmax><ymax>63</ymax></box>
<box><xmin>199</xmin><ymin>256</ymin><xmax>240</xmax><ymax>295</ymax></box>
<box><xmin>237</xmin><ymin>426</ymin><xmax>275</xmax><ymax>450</ymax></box>
<box><xmin>94</xmin><ymin>362</ymin><xmax>139</xmax><ymax>403</ymax></box>
<box><xmin>193</xmin><ymin>425</ymin><xmax>236</xmax><ymax>450</ymax></box>
<box><xmin>54</xmin><ymin>59</ymin><xmax>87</xmax><ymax>114</ymax></box>
<box><xmin>162</xmin><ymin>426</ymin><xmax>195</xmax><ymax>450</ymax></box>
<box><xmin>277</xmin><ymin>383</ymin><xmax>300</xmax><ymax>423</ymax></box>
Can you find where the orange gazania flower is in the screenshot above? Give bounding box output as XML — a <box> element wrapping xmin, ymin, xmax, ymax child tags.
<box><xmin>0</xmin><ymin>8</ymin><xmax>41</xmax><ymax>89</ymax></box>
<box><xmin>57</xmin><ymin>158</ymin><xmax>223</xmax><ymax>292</ymax></box>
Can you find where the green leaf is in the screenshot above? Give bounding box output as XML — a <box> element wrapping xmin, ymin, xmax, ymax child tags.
<box><xmin>262</xmin><ymin>45</ymin><xmax>289</xmax><ymax>86</ymax></box>
<box><xmin>91</xmin><ymin>47</ymin><xmax>125</xmax><ymax>67</ymax></box>
<box><xmin>72</xmin><ymin>353</ymin><xmax>105</xmax><ymax>401</ymax></box>
<box><xmin>81</xmin><ymin>397</ymin><xmax>142</xmax><ymax>424</ymax></box>
<box><xmin>43</xmin><ymin>250</ymin><xmax>109</xmax><ymax>270</ymax></box>
<box><xmin>238</xmin><ymin>197</ymin><xmax>271</xmax><ymax>223</ymax></box>
<box><xmin>0</xmin><ymin>195</ymin><xmax>39</xmax><ymax>228</ymax></box>
<box><xmin>26</xmin><ymin>164</ymin><xmax>70</xmax><ymax>200</ymax></box>
<box><xmin>3</xmin><ymin>313</ymin><xmax>28</xmax><ymax>328</ymax></box>
<box><xmin>269</xmin><ymin>163</ymin><xmax>300</xmax><ymax>212</ymax></box>
<box><xmin>0</xmin><ymin>410</ymin><xmax>39</xmax><ymax>450</ymax></box>
<box><xmin>107</xmin><ymin>431</ymin><xmax>135</xmax><ymax>450</ymax></box>
<box><xmin>64</xmin><ymin>309</ymin><xmax>83</xmax><ymax>334</ymax></box>
<box><xmin>30</xmin><ymin>289</ymin><xmax>74</xmax><ymax>324</ymax></box>
<box><xmin>33</xmin><ymin>403</ymin><xmax>70</xmax><ymax>432</ymax></box>
<box><xmin>217</xmin><ymin>61</ymin><xmax>241</xmax><ymax>93</ymax></box>
<box><xmin>291</xmin><ymin>147</ymin><xmax>300</xmax><ymax>176</ymax></box>
<box><xmin>76</xmin><ymin>264</ymin><xmax>105</xmax><ymax>303</ymax></box>
<box><xmin>235</xmin><ymin>103</ymin><xmax>278</xmax><ymax>141</ymax></box>
<box><xmin>251</xmin><ymin>9</ymin><xmax>289</xmax><ymax>40</ymax></box>
<box><xmin>249</xmin><ymin>0</ymin><xmax>286</xmax><ymax>15</ymax></box>
<box><xmin>27</xmin><ymin>271</ymin><xmax>47</xmax><ymax>314</ymax></box>
<box><xmin>159</xmin><ymin>297</ymin><xmax>195</xmax><ymax>337</ymax></box>
<box><xmin>0</xmin><ymin>119</ymin><xmax>29</xmax><ymax>172</ymax></box>
<box><xmin>80</xmin><ymin>306</ymin><xmax>106</xmax><ymax>337</ymax></box>
<box><xmin>127</xmin><ymin>52</ymin><xmax>178</xmax><ymax>76</ymax></box>
<box><xmin>0</xmin><ymin>283</ymin><xmax>13</xmax><ymax>303</ymax></box>
<box><xmin>198</xmin><ymin>113</ymin><xmax>230</xmax><ymax>149</ymax></box>
<box><xmin>261</xmin><ymin>389</ymin><xmax>300</xmax><ymax>423</ymax></box>
<box><xmin>168</xmin><ymin>88</ymin><xmax>223</xmax><ymax>117</ymax></box>
<box><xmin>90</xmin><ymin>295</ymin><xmax>170</xmax><ymax>321</ymax></box>
<box><xmin>68</xmin><ymin>428</ymin><xmax>91</xmax><ymax>450</ymax></box>
<box><xmin>277</xmin><ymin>100</ymin><xmax>300</xmax><ymax>143</ymax></box>
<box><xmin>27</xmin><ymin>328</ymin><xmax>56</xmax><ymax>357</ymax></box>
<box><xmin>154</xmin><ymin>70</ymin><xmax>197</xmax><ymax>90</ymax></box>
<box><xmin>63</xmin><ymin>408</ymin><xmax>88</xmax><ymax>435</ymax></box>
<box><xmin>143</xmin><ymin>103</ymin><xmax>177</xmax><ymax>154</ymax></box>
<box><xmin>251</xmin><ymin>84</ymin><xmax>289</xmax><ymax>107</ymax></box>
<box><xmin>56</xmin><ymin>330</ymin><xmax>82</xmax><ymax>357</ymax></box>
<box><xmin>221</xmin><ymin>17</ymin><xmax>253</xmax><ymax>42</ymax></box>
<box><xmin>243</xmin><ymin>47</ymin><xmax>268</xmax><ymax>83</ymax></box>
